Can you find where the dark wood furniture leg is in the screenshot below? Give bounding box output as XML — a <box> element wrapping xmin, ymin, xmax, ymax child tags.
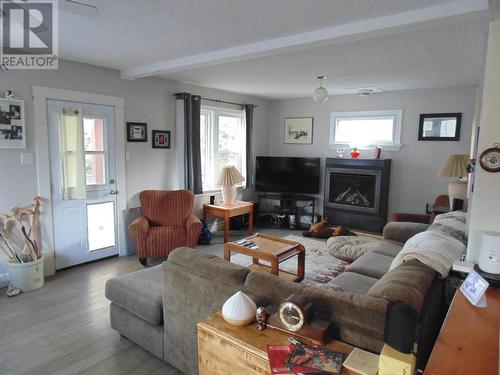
<box><xmin>224</xmin><ymin>213</ymin><xmax>230</xmax><ymax>243</ymax></box>
<box><xmin>248</xmin><ymin>205</ymin><xmax>254</xmax><ymax>235</ymax></box>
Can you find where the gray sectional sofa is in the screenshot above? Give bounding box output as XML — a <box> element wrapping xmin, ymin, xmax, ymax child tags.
<box><xmin>105</xmin><ymin>221</ymin><xmax>448</xmax><ymax>375</ymax></box>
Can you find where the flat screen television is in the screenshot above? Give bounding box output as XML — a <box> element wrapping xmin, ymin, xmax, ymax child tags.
<box><xmin>255</xmin><ymin>156</ymin><xmax>320</xmax><ymax>194</ymax></box>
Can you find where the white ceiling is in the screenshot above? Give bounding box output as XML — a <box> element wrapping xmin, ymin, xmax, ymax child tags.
<box><xmin>163</xmin><ymin>19</ymin><xmax>488</xmax><ymax>99</ymax></box>
<box><xmin>58</xmin><ymin>0</ymin><xmax>491</xmax><ymax>99</ymax></box>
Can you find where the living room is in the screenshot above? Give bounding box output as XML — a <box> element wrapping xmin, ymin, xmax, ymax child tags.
<box><xmin>0</xmin><ymin>1</ymin><xmax>499</xmax><ymax>374</ymax></box>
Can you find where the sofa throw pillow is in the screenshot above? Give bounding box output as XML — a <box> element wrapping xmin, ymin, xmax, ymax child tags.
<box><xmin>389</xmin><ymin>211</ymin><xmax>467</xmax><ymax>278</ymax></box>
<box><xmin>327</xmin><ymin>236</ymin><xmax>376</xmax><ymax>262</ymax></box>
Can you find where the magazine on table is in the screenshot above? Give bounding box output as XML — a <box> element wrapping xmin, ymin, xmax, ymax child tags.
<box><xmin>267</xmin><ymin>342</ymin><xmax>344</xmax><ymax>375</ymax></box>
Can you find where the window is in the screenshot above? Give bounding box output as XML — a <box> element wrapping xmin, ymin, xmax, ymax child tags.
<box><xmin>200</xmin><ymin>106</ymin><xmax>246</xmax><ymax>192</ymax></box>
<box><xmin>83</xmin><ymin>117</ymin><xmax>107</xmax><ymax>186</ymax></box>
<box><xmin>329</xmin><ymin>110</ymin><xmax>402</xmax><ymax>150</ymax></box>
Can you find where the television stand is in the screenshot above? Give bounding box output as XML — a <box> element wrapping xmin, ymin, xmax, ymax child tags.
<box><xmin>257</xmin><ymin>193</ymin><xmax>317</xmax><ymax>230</ymax></box>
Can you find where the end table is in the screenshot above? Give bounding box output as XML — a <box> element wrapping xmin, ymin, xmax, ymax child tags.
<box><xmin>203</xmin><ymin>200</ymin><xmax>254</xmax><ymax>243</ymax></box>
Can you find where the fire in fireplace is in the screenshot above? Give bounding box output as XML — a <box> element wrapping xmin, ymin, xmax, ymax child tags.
<box><xmin>323</xmin><ymin>158</ymin><xmax>391</xmax><ymax>233</ymax></box>
<box><xmin>330</xmin><ymin>173</ymin><xmax>376</xmax><ymax>208</ymax></box>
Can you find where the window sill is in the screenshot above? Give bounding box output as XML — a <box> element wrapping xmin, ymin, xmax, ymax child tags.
<box><xmin>327</xmin><ymin>143</ymin><xmax>403</xmax><ymax>151</ymax></box>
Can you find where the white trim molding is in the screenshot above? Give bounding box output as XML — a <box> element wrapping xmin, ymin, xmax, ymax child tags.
<box><xmin>329</xmin><ymin>109</ymin><xmax>403</xmax><ymax>151</ymax></box>
<box><xmin>32</xmin><ymin>86</ymin><xmax>126</xmax><ymax>276</ymax></box>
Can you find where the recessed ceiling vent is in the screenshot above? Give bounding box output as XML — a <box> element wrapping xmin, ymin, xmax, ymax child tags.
<box><xmin>344</xmin><ymin>87</ymin><xmax>385</xmax><ymax>96</ymax></box>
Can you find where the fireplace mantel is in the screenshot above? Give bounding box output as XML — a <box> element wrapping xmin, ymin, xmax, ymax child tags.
<box><xmin>324</xmin><ymin>158</ymin><xmax>391</xmax><ymax>233</ymax></box>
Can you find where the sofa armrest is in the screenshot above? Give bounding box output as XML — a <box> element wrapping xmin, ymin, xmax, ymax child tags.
<box><xmin>129</xmin><ymin>216</ymin><xmax>149</xmax><ymax>256</ymax></box>
<box><xmin>186</xmin><ymin>214</ymin><xmax>202</xmax><ymax>248</ymax></box>
<box><xmin>391</xmin><ymin>212</ymin><xmax>432</xmax><ymax>224</ymax></box>
<box><xmin>383</xmin><ymin>222</ymin><xmax>430</xmax><ymax>243</ymax></box>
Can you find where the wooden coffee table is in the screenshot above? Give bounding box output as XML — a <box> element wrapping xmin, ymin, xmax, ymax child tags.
<box><xmin>224</xmin><ymin>233</ymin><xmax>305</xmax><ymax>282</ymax></box>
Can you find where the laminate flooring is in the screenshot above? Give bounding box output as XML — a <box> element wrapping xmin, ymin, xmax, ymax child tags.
<box><xmin>0</xmin><ymin>228</ymin><xmax>297</xmax><ymax>374</ymax></box>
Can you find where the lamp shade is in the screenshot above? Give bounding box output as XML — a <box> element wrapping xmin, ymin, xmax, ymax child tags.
<box><xmin>216</xmin><ymin>165</ymin><xmax>245</xmax><ymax>186</ymax></box>
<box><xmin>313</xmin><ymin>86</ymin><xmax>328</xmax><ymax>103</ymax></box>
<box><xmin>437</xmin><ymin>154</ymin><xmax>469</xmax><ymax>178</ymax></box>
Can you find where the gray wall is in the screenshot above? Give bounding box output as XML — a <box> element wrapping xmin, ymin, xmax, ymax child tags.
<box><xmin>267</xmin><ymin>86</ymin><xmax>475</xmax><ymax>217</ymax></box>
<box><xmin>0</xmin><ymin>60</ymin><xmax>271</xmax><ymax>212</ymax></box>
<box><xmin>0</xmin><ymin>59</ymin><xmax>271</xmax><ymax>277</ymax></box>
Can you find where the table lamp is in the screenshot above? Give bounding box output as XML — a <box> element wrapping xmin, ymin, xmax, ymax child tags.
<box><xmin>437</xmin><ymin>154</ymin><xmax>469</xmax><ymax>209</ymax></box>
<box><xmin>216</xmin><ymin>166</ymin><xmax>245</xmax><ymax>204</ymax></box>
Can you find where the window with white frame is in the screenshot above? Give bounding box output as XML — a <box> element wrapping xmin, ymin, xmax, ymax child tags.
<box><xmin>329</xmin><ymin>110</ymin><xmax>402</xmax><ymax>150</ymax></box>
<box><xmin>200</xmin><ymin>106</ymin><xmax>246</xmax><ymax>192</ymax></box>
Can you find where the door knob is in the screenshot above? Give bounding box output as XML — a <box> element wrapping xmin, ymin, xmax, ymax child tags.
<box><xmin>109</xmin><ymin>189</ymin><xmax>118</xmax><ymax>195</ymax></box>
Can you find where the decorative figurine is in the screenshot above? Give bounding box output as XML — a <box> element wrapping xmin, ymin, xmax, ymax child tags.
<box><xmin>256</xmin><ymin>306</ymin><xmax>269</xmax><ymax>330</ymax></box>
<box><xmin>351</xmin><ymin>147</ymin><xmax>360</xmax><ymax>159</ymax></box>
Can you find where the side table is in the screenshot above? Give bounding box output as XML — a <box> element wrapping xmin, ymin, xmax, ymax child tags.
<box><xmin>203</xmin><ymin>201</ymin><xmax>254</xmax><ymax>243</ymax></box>
<box><xmin>197</xmin><ymin>312</ymin><xmax>355</xmax><ymax>375</ymax></box>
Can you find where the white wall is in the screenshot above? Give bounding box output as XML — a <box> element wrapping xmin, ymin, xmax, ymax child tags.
<box><xmin>268</xmin><ymin>86</ymin><xmax>475</xmax><ymax>217</ymax></box>
<box><xmin>0</xmin><ymin>59</ymin><xmax>271</xmax><ymax>277</ymax></box>
<box><xmin>467</xmin><ymin>19</ymin><xmax>500</xmax><ymax>262</ymax></box>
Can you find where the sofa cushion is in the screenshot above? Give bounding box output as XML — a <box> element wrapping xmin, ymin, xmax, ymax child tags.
<box><xmin>326</xmin><ymin>236</ymin><xmax>374</xmax><ymax>261</ymax></box>
<box><xmin>332</xmin><ymin>272</ymin><xmax>379</xmax><ymax>294</ymax></box>
<box><xmin>383</xmin><ymin>222</ymin><xmax>430</xmax><ymax>244</ymax></box>
<box><xmin>327</xmin><ymin>236</ymin><xmax>403</xmax><ymax>262</ymax></box>
<box><xmin>168</xmin><ymin>247</ymin><xmax>250</xmax><ymax>284</ymax></box>
<box><xmin>367</xmin><ymin>259</ymin><xmax>436</xmax><ymax>312</ymax></box>
<box><xmin>105</xmin><ymin>265</ymin><xmax>163</xmax><ymax>325</ymax></box>
<box><xmin>371</xmin><ymin>240</ymin><xmax>403</xmax><ymax>258</ymax></box>
<box><xmin>347</xmin><ymin>252</ymin><xmax>393</xmax><ymax>279</ymax></box>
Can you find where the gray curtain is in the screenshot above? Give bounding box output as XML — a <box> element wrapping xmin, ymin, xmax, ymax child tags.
<box><xmin>176</xmin><ymin>93</ymin><xmax>203</xmax><ymax>194</ymax></box>
<box><xmin>244</xmin><ymin>104</ymin><xmax>255</xmax><ymax>189</ymax></box>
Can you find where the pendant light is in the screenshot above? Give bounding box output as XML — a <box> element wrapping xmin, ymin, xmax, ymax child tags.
<box><xmin>313</xmin><ymin>76</ymin><xmax>328</xmax><ymax>103</ymax></box>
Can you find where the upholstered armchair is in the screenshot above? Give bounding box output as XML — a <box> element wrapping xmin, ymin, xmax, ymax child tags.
<box><xmin>129</xmin><ymin>190</ymin><xmax>202</xmax><ymax>266</ymax></box>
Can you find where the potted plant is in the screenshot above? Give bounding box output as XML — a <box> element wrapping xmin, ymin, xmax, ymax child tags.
<box><xmin>0</xmin><ymin>197</ymin><xmax>43</xmax><ymax>293</ymax></box>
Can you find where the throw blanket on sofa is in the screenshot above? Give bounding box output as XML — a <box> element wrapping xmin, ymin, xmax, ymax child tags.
<box><xmin>389</xmin><ymin>211</ymin><xmax>467</xmax><ymax>278</ymax></box>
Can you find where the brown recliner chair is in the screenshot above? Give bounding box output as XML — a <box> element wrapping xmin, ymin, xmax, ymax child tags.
<box><xmin>129</xmin><ymin>190</ymin><xmax>202</xmax><ymax>266</ymax></box>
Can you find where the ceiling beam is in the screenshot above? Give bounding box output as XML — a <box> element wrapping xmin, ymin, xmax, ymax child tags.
<box><xmin>121</xmin><ymin>0</ymin><xmax>489</xmax><ymax>80</ymax></box>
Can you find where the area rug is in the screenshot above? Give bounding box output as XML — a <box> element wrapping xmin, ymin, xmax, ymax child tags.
<box><xmin>230</xmin><ymin>235</ymin><xmax>350</xmax><ymax>292</ymax></box>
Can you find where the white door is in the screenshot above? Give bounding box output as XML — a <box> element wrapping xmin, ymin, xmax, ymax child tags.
<box><xmin>48</xmin><ymin>100</ymin><xmax>118</xmax><ymax>269</ymax></box>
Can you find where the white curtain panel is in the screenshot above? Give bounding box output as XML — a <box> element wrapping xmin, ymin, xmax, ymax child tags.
<box><xmin>59</xmin><ymin>107</ymin><xmax>87</xmax><ymax>200</ymax></box>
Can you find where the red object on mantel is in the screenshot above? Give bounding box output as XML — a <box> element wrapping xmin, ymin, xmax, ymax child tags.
<box><xmin>350</xmin><ymin>148</ymin><xmax>360</xmax><ymax>159</ymax></box>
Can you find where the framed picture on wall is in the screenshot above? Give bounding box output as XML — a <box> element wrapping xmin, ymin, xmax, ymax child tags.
<box><xmin>418</xmin><ymin>113</ymin><xmax>461</xmax><ymax>141</ymax></box>
<box><xmin>284</xmin><ymin>117</ymin><xmax>313</xmax><ymax>144</ymax></box>
<box><xmin>0</xmin><ymin>98</ymin><xmax>25</xmax><ymax>149</ymax></box>
<box><xmin>152</xmin><ymin>130</ymin><xmax>171</xmax><ymax>149</ymax></box>
<box><xmin>127</xmin><ymin>122</ymin><xmax>148</xmax><ymax>142</ymax></box>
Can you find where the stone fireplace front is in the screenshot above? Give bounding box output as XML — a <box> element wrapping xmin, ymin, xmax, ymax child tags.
<box><xmin>324</xmin><ymin>158</ymin><xmax>391</xmax><ymax>233</ymax></box>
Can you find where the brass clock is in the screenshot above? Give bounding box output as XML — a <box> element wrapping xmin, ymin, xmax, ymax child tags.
<box><xmin>277</xmin><ymin>294</ymin><xmax>312</xmax><ymax>332</ymax></box>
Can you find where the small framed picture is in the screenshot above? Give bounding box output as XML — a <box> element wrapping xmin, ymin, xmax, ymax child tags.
<box><xmin>460</xmin><ymin>271</ymin><xmax>489</xmax><ymax>307</ymax></box>
<box><xmin>0</xmin><ymin>98</ymin><xmax>25</xmax><ymax>149</ymax></box>
<box><xmin>418</xmin><ymin>113</ymin><xmax>461</xmax><ymax>141</ymax></box>
<box><xmin>127</xmin><ymin>122</ymin><xmax>147</xmax><ymax>142</ymax></box>
<box><xmin>284</xmin><ymin>117</ymin><xmax>313</xmax><ymax>144</ymax></box>
<box><xmin>152</xmin><ymin>130</ymin><xmax>171</xmax><ymax>149</ymax></box>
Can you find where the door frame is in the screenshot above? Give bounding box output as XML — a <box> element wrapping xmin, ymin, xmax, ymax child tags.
<box><xmin>33</xmin><ymin>86</ymin><xmax>126</xmax><ymax>276</ymax></box>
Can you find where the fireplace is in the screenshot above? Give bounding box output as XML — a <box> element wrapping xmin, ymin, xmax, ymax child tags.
<box><xmin>324</xmin><ymin>159</ymin><xmax>391</xmax><ymax>233</ymax></box>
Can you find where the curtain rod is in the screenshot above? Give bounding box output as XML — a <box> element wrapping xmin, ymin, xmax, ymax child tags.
<box><xmin>201</xmin><ymin>97</ymin><xmax>257</xmax><ymax>108</ymax></box>
<box><xmin>174</xmin><ymin>92</ymin><xmax>257</xmax><ymax>108</ymax></box>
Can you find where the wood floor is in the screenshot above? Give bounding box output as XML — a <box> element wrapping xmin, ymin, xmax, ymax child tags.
<box><xmin>0</xmin><ymin>228</ymin><xmax>297</xmax><ymax>374</ymax></box>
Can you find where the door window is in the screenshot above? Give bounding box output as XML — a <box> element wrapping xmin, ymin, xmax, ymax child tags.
<box><xmin>87</xmin><ymin>201</ymin><xmax>116</xmax><ymax>251</ymax></box>
<box><xmin>83</xmin><ymin>117</ymin><xmax>107</xmax><ymax>187</ymax></box>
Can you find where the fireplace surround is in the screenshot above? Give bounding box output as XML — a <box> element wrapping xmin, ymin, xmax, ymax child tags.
<box><xmin>324</xmin><ymin>158</ymin><xmax>391</xmax><ymax>233</ymax></box>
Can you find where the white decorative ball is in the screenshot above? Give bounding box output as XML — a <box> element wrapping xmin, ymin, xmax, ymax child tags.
<box><xmin>222</xmin><ymin>291</ymin><xmax>257</xmax><ymax>326</ymax></box>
